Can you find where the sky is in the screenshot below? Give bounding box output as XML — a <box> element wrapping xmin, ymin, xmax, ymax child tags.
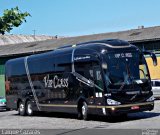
<box><xmin>0</xmin><ymin>0</ymin><xmax>160</xmax><ymax>37</ymax></box>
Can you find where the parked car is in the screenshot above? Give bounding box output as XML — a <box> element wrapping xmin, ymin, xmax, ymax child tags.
<box><xmin>0</xmin><ymin>96</ymin><xmax>6</xmax><ymax>110</ymax></box>
<box><xmin>151</xmin><ymin>80</ymin><xmax>160</xmax><ymax>99</ymax></box>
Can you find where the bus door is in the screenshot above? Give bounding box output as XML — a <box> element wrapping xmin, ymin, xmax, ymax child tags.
<box><xmin>92</xmin><ymin>64</ymin><xmax>105</xmax><ymax>109</ymax></box>
<box><xmin>74</xmin><ymin>59</ymin><xmax>95</xmax><ymax>104</ymax></box>
<box><xmin>73</xmin><ymin>49</ymin><xmax>97</xmax><ymax>104</ymax></box>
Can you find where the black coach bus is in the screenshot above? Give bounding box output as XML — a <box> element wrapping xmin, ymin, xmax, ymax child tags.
<box><xmin>5</xmin><ymin>39</ymin><xmax>157</xmax><ymax>120</ymax></box>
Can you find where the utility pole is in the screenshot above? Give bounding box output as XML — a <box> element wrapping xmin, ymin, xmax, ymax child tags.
<box><xmin>33</xmin><ymin>30</ymin><xmax>36</xmax><ymax>40</ymax></box>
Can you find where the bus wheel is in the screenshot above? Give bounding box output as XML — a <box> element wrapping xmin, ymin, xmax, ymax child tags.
<box><xmin>6</xmin><ymin>108</ymin><xmax>11</xmax><ymax>111</ymax></box>
<box><xmin>26</xmin><ymin>101</ymin><xmax>33</xmax><ymax>116</ymax></box>
<box><xmin>81</xmin><ymin>101</ymin><xmax>88</xmax><ymax>120</ymax></box>
<box><xmin>18</xmin><ymin>101</ymin><xmax>26</xmax><ymax>116</ymax></box>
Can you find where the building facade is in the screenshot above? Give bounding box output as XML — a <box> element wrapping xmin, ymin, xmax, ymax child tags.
<box><xmin>0</xmin><ymin>26</ymin><xmax>160</xmax><ymax>96</ymax></box>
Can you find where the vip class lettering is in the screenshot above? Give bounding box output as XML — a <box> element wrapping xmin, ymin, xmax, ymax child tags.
<box><xmin>44</xmin><ymin>75</ymin><xmax>69</xmax><ymax>88</ymax></box>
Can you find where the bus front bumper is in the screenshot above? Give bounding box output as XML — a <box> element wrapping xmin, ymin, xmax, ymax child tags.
<box><xmin>89</xmin><ymin>102</ymin><xmax>154</xmax><ymax>115</ymax></box>
<box><xmin>105</xmin><ymin>102</ymin><xmax>154</xmax><ymax>115</ymax></box>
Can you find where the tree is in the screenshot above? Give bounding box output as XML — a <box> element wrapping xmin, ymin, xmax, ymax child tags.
<box><xmin>0</xmin><ymin>6</ymin><xmax>31</xmax><ymax>35</ymax></box>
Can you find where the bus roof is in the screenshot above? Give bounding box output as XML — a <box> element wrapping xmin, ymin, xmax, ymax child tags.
<box><xmin>57</xmin><ymin>39</ymin><xmax>130</xmax><ymax>49</ymax></box>
<box><xmin>5</xmin><ymin>39</ymin><xmax>138</xmax><ymax>66</ymax></box>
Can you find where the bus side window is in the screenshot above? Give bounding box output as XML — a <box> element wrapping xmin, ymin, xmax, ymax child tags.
<box><xmin>55</xmin><ymin>54</ymin><xmax>71</xmax><ymax>73</ymax></box>
<box><xmin>74</xmin><ymin>62</ymin><xmax>93</xmax><ymax>81</ymax></box>
<box><xmin>93</xmin><ymin>65</ymin><xmax>104</xmax><ymax>91</ymax></box>
<box><xmin>74</xmin><ymin>61</ymin><xmax>95</xmax><ymax>97</ymax></box>
<box><xmin>139</xmin><ymin>54</ymin><xmax>149</xmax><ymax>80</ymax></box>
<box><xmin>139</xmin><ymin>64</ymin><xmax>149</xmax><ymax>79</ymax></box>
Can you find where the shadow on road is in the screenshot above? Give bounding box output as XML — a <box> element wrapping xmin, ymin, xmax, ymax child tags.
<box><xmin>12</xmin><ymin>110</ymin><xmax>160</xmax><ymax>123</ymax></box>
<box><xmin>0</xmin><ymin>110</ymin><xmax>6</xmax><ymax>112</ymax></box>
<box><xmin>0</xmin><ymin>109</ymin><xmax>11</xmax><ymax>112</ymax></box>
<box><xmin>90</xmin><ymin>111</ymin><xmax>160</xmax><ymax>123</ymax></box>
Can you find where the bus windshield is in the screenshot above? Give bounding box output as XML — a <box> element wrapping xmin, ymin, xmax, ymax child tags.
<box><xmin>104</xmin><ymin>51</ymin><xmax>149</xmax><ymax>86</ymax></box>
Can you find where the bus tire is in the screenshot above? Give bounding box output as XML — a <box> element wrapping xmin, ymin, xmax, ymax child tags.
<box><xmin>80</xmin><ymin>101</ymin><xmax>88</xmax><ymax>120</ymax></box>
<box><xmin>18</xmin><ymin>101</ymin><xmax>26</xmax><ymax>116</ymax></box>
<box><xmin>6</xmin><ymin>108</ymin><xmax>11</xmax><ymax>111</ymax></box>
<box><xmin>26</xmin><ymin>100</ymin><xmax>33</xmax><ymax>116</ymax></box>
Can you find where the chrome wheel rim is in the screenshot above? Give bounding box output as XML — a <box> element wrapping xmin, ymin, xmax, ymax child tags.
<box><xmin>27</xmin><ymin>103</ymin><xmax>32</xmax><ymax>114</ymax></box>
<box><xmin>82</xmin><ymin>105</ymin><xmax>86</xmax><ymax>116</ymax></box>
<box><xmin>20</xmin><ymin>104</ymin><xmax>24</xmax><ymax>112</ymax></box>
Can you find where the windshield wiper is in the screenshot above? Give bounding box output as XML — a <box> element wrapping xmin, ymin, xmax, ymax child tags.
<box><xmin>123</xmin><ymin>64</ymin><xmax>135</xmax><ymax>85</ymax></box>
<box><xmin>105</xmin><ymin>72</ymin><xmax>112</xmax><ymax>85</ymax></box>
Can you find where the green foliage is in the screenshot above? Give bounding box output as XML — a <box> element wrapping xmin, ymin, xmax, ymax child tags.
<box><xmin>0</xmin><ymin>6</ymin><xmax>31</xmax><ymax>35</ymax></box>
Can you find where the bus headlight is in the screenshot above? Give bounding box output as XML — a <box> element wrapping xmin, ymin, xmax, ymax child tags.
<box><xmin>107</xmin><ymin>99</ymin><xmax>121</xmax><ymax>105</ymax></box>
<box><xmin>146</xmin><ymin>95</ymin><xmax>155</xmax><ymax>102</ymax></box>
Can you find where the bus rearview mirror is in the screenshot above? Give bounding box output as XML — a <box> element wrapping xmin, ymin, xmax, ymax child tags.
<box><xmin>143</xmin><ymin>51</ymin><xmax>157</xmax><ymax>66</ymax></box>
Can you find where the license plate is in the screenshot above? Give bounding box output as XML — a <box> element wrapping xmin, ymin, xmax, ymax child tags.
<box><xmin>131</xmin><ymin>106</ymin><xmax>140</xmax><ymax>110</ymax></box>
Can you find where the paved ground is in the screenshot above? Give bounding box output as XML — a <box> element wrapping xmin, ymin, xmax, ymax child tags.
<box><xmin>0</xmin><ymin>100</ymin><xmax>160</xmax><ymax>130</ymax></box>
<box><xmin>0</xmin><ymin>101</ymin><xmax>160</xmax><ymax>135</ymax></box>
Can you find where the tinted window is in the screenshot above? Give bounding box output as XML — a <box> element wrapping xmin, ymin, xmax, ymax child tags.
<box><xmin>104</xmin><ymin>51</ymin><xmax>149</xmax><ymax>86</ymax></box>
<box><xmin>55</xmin><ymin>54</ymin><xmax>71</xmax><ymax>73</ymax></box>
<box><xmin>93</xmin><ymin>65</ymin><xmax>104</xmax><ymax>91</ymax></box>
<box><xmin>74</xmin><ymin>61</ymin><xmax>95</xmax><ymax>80</ymax></box>
<box><xmin>28</xmin><ymin>57</ymin><xmax>54</xmax><ymax>74</ymax></box>
<box><xmin>6</xmin><ymin>59</ymin><xmax>26</xmax><ymax>77</ymax></box>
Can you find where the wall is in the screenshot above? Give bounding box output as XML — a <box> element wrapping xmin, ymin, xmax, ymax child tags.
<box><xmin>0</xmin><ymin>58</ymin><xmax>8</xmax><ymax>96</ymax></box>
<box><xmin>0</xmin><ymin>55</ymin><xmax>29</xmax><ymax>97</ymax></box>
<box><xmin>134</xmin><ymin>40</ymin><xmax>160</xmax><ymax>51</ymax></box>
<box><xmin>145</xmin><ymin>55</ymin><xmax>160</xmax><ymax>80</ymax></box>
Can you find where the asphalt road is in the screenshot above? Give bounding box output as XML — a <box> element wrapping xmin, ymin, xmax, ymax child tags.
<box><xmin>0</xmin><ymin>101</ymin><xmax>160</xmax><ymax>135</ymax></box>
